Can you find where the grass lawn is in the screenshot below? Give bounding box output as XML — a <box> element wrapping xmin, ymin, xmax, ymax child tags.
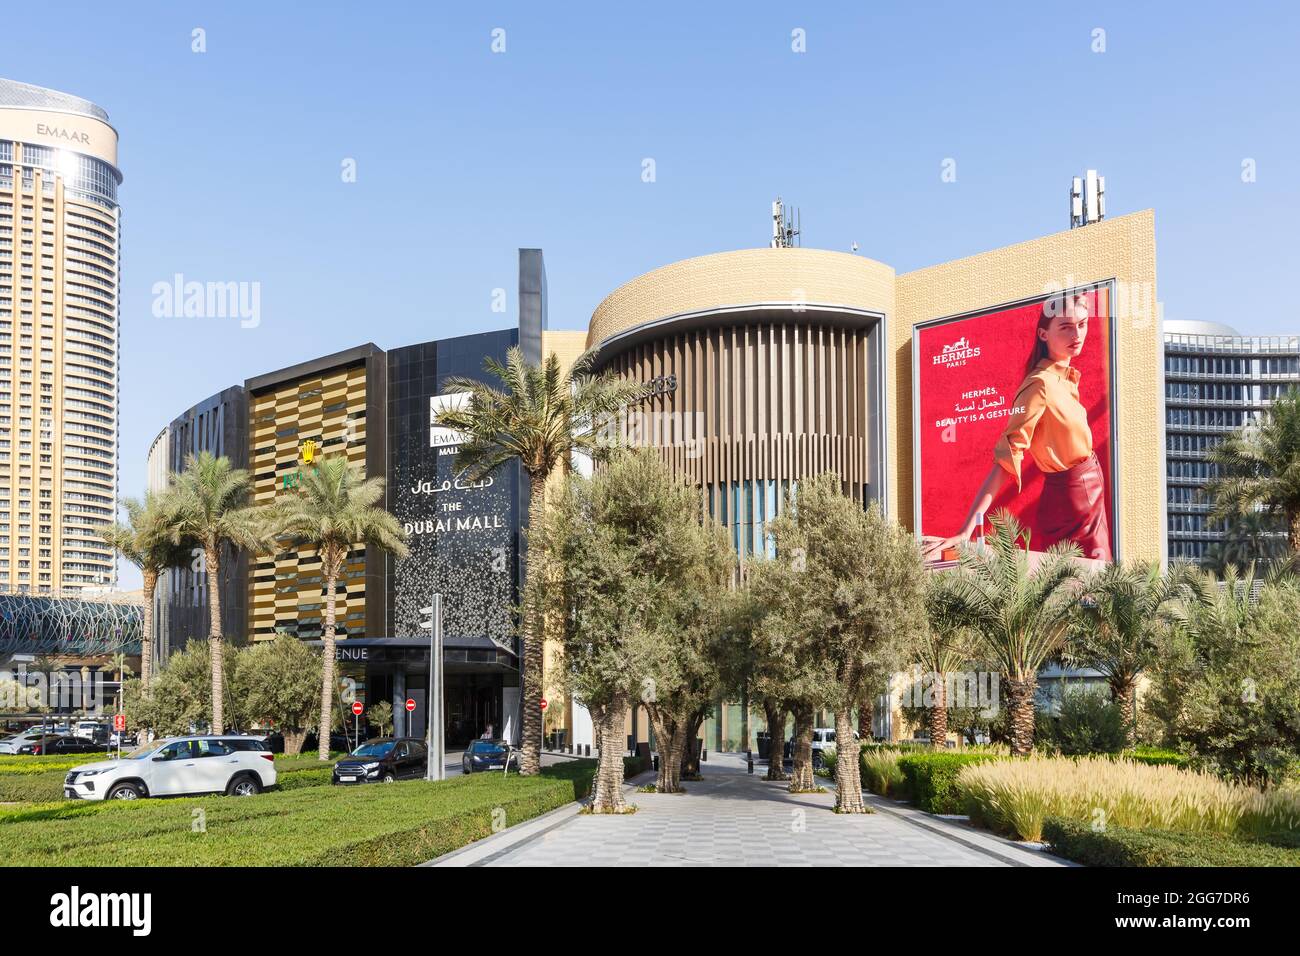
<box><xmin>0</xmin><ymin>760</ymin><xmax>596</xmax><ymax>866</ymax></box>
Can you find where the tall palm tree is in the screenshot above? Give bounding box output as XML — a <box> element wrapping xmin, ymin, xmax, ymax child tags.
<box><xmin>165</xmin><ymin>451</ymin><xmax>262</xmax><ymax>734</ymax></box>
<box><xmin>262</xmin><ymin>456</ymin><xmax>408</xmax><ymax>760</ymax></box>
<box><xmin>1204</xmin><ymin>511</ymin><xmax>1286</xmax><ymax>575</ymax></box>
<box><xmin>100</xmin><ymin>490</ymin><xmax>189</xmax><ymax>689</ymax></box>
<box><xmin>434</xmin><ymin>346</ymin><xmax>643</xmax><ymax>775</ymax></box>
<box><xmin>1066</xmin><ymin>561</ymin><xmax>1199</xmax><ymax>747</ymax></box>
<box><xmin>943</xmin><ymin>511</ymin><xmax>1085</xmax><ymax>756</ymax></box>
<box><xmin>1206</xmin><ymin>387</ymin><xmax>1300</xmax><ymax>555</ymax></box>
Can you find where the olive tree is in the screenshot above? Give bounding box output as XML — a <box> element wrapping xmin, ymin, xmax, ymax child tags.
<box><xmin>236</xmin><ymin>633</ymin><xmax>323</xmax><ymax>755</ymax></box>
<box><xmin>762</xmin><ymin>474</ymin><xmax>927</xmax><ymax>812</ymax></box>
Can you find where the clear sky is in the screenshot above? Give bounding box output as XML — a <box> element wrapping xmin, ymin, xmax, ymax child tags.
<box><xmin>2</xmin><ymin>1</ymin><xmax>1297</xmax><ymax>588</ymax></box>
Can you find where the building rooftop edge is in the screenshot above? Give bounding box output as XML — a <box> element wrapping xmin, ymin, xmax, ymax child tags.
<box><xmin>0</xmin><ymin>77</ymin><xmax>111</xmax><ymax>124</ymax></box>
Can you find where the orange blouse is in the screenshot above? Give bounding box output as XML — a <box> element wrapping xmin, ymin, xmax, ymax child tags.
<box><xmin>993</xmin><ymin>359</ymin><xmax>1093</xmax><ymax>490</ymax></box>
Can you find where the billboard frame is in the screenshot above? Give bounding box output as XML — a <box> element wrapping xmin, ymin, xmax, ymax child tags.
<box><xmin>910</xmin><ymin>279</ymin><xmax>1120</xmax><ymax>562</ymax></box>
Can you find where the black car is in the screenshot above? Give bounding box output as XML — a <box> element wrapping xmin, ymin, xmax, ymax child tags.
<box><xmin>332</xmin><ymin>737</ymin><xmax>428</xmax><ymax>784</ymax></box>
<box><xmin>15</xmin><ymin>735</ymin><xmax>111</xmax><ymax>756</ymax></box>
<box><xmin>462</xmin><ymin>739</ymin><xmax>514</xmax><ymax>773</ymax></box>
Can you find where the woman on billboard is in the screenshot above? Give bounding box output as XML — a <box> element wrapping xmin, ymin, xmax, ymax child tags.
<box><xmin>923</xmin><ymin>292</ymin><xmax>1111</xmax><ymax>562</ymax></box>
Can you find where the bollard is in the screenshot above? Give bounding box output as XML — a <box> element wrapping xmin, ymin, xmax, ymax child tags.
<box><xmin>652</xmin><ymin>754</ymin><xmax>660</xmax><ymax>772</ymax></box>
<box><xmin>585</xmin><ymin>744</ymin><xmax>591</xmax><ymax>757</ymax></box>
<box><xmin>746</xmin><ymin>749</ymin><xmax>754</xmax><ymax>774</ymax></box>
<box><xmin>702</xmin><ymin>748</ymin><xmax>708</xmax><ymax>762</ymax></box>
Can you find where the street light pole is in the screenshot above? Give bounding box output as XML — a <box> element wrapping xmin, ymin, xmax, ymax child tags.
<box><xmin>424</xmin><ymin>593</ymin><xmax>444</xmax><ymax>782</ymax></box>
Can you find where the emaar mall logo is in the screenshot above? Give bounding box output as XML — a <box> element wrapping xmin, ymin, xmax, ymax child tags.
<box><xmin>933</xmin><ymin>334</ymin><xmax>981</xmax><ymax>367</ymax></box>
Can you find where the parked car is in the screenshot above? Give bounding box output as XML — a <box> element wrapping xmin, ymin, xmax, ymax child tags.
<box><xmin>73</xmin><ymin>720</ymin><xmax>108</xmax><ymax>740</ymax></box>
<box><xmin>62</xmin><ymin>736</ymin><xmax>277</xmax><ymax>801</ymax></box>
<box><xmin>10</xmin><ymin>734</ymin><xmax>109</xmax><ymax>756</ymax></box>
<box><xmin>0</xmin><ymin>730</ymin><xmax>47</xmax><ymax>755</ymax></box>
<box><xmin>462</xmin><ymin>738</ymin><xmax>513</xmax><ymax>773</ymax></box>
<box><xmin>332</xmin><ymin>737</ymin><xmax>427</xmax><ymax>785</ymax></box>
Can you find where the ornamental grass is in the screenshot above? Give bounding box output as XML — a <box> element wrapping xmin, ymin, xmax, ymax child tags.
<box><xmin>958</xmin><ymin>754</ymin><xmax>1300</xmax><ymax>842</ymax></box>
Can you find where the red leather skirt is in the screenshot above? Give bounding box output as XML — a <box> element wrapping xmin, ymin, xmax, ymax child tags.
<box><xmin>1039</xmin><ymin>453</ymin><xmax>1111</xmax><ymax>561</ymax></box>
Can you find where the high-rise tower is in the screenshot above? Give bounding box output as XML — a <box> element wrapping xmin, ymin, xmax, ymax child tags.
<box><xmin>0</xmin><ymin>79</ymin><xmax>120</xmax><ymax>593</ymax></box>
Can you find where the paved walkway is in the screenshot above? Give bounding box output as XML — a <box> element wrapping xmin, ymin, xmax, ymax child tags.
<box><xmin>432</xmin><ymin>753</ymin><xmax>1068</xmax><ymax>867</ymax></box>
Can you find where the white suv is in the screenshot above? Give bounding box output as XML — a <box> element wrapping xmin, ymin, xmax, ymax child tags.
<box><xmin>63</xmin><ymin>736</ymin><xmax>278</xmax><ymax>801</ymax></box>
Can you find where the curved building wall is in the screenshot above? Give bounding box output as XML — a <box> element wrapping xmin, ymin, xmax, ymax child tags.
<box><xmin>589</xmin><ymin>249</ymin><xmax>893</xmax><ymax>564</ymax></box>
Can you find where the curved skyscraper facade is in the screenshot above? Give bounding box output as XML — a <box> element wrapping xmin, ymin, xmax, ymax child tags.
<box><xmin>0</xmin><ymin>79</ymin><xmax>120</xmax><ymax>593</ymax></box>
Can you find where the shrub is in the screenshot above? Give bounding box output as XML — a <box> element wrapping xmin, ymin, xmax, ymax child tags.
<box><xmin>623</xmin><ymin>755</ymin><xmax>649</xmax><ymax>778</ymax></box>
<box><xmin>958</xmin><ymin>753</ymin><xmax>1300</xmax><ymax>842</ymax></box>
<box><xmin>1043</xmin><ymin>817</ymin><xmax>1300</xmax><ymax>867</ymax></box>
<box><xmin>1036</xmin><ymin>685</ymin><xmax>1127</xmax><ymax>755</ymax></box>
<box><xmin>0</xmin><ymin>770</ymin><xmax>63</xmax><ymax>803</ymax></box>
<box><xmin>896</xmin><ymin>752</ymin><xmax>1001</xmax><ymax>814</ymax></box>
<box><xmin>860</xmin><ymin>748</ymin><xmax>907</xmax><ymax>797</ymax></box>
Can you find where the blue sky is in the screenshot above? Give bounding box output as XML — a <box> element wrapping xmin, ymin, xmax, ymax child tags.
<box><xmin>2</xmin><ymin>1</ymin><xmax>1297</xmax><ymax>587</ymax></box>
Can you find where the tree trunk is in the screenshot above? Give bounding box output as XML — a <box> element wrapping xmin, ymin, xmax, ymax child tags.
<box><xmin>283</xmin><ymin>728</ymin><xmax>307</xmax><ymax>755</ymax></box>
<box><xmin>206</xmin><ymin>543</ymin><xmax>225</xmax><ymax>735</ymax></box>
<box><xmin>648</xmin><ymin>706</ymin><xmax>685</xmax><ymax>793</ymax></box>
<box><xmin>1110</xmin><ymin>675</ymin><xmax>1137</xmax><ymax>749</ymax></box>
<box><xmin>1005</xmin><ymin>675</ymin><xmax>1038</xmax><ymax>757</ymax></box>
<box><xmin>518</xmin><ymin>476</ymin><xmax>549</xmax><ymax>776</ymax></box>
<box><xmin>789</xmin><ymin>703</ymin><xmax>815</xmax><ymax>792</ymax></box>
<box><xmin>857</xmin><ymin>705</ymin><xmax>872</xmax><ymax>744</ymax></box>
<box><xmin>927</xmin><ymin>672</ymin><xmax>948</xmax><ymax>749</ymax></box>
<box><xmin>763</xmin><ymin>698</ymin><xmax>787</xmax><ymax>781</ymax></box>
<box><xmin>680</xmin><ymin>710</ymin><xmax>705</xmax><ymax>778</ymax></box>
<box><xmin>140</xmin><ymin>567</ymin><xmax>157</xmax><ymax>690</ymax></box>
<box><xmin>833</xmin><ymin>707</ymin><xmax>866</xmax><ymax>812</ymax></box>
<box><xmin>591</xmin><ymin>699</ymin><xmax>630</xmax><ymax>813</ymax></box>
<box><xmin>1289</xmin><ymin>507</ymin><xmax>1300</xmax><ymax>556</ymax></box>
<box><xmin>318</xmin><ymin>556</ymin><xmax>339</xmax><ymax>761</ymax></box>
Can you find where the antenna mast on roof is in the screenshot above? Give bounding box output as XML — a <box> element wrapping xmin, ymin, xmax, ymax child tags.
<box><xmin>771</xmin><ymin>197</ymin><xmax>800</xmax><ymax>248</ymax></box>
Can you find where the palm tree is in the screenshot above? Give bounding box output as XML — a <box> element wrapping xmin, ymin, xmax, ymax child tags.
<box><xmin>1204</xmin><ymin>511</ymin><xmax>1286</xmax><ymax>575</ymax></box>
<box><xmin>433</xmin><ymin>346</ymin><xmax>643</xmax><ymax>775</ymax></box>
<box><xmin>100</xmin><ymin>490</ymin><xmax>188</xmax><ymax>689</ymax></box>
<box><xmin>920</xmin><ymin>572</ymin><xmax>982</xmax><ymax>748</ymax></box>
<box><xmin>262</xmin><ymin>456</ymin><xmax>408</xmax><ymax>760</ymax></box>
<box><xmin>944</xmin><ymin>511</ymin><xmax>1085</xmax><ymax>756</ymax></box>
<box><xmin>1066</xmin><ymin>561</ymin><xmax>1198</xmax><ymax>747</ymax></box>
<box><xmin>164</xmin><ymin>452</ymin><xmax>263</xmax><ymax>734</ymax></box>
<box><xmin>1206</xmin><ymin>387</ymin><xmax>1300</xmax><ymax>555</ymax></box>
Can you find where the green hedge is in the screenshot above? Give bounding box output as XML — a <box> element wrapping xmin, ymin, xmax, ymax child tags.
<box><xmin>1123</xmin><ymin>747</ymin><xmax>1191</xmax><ymax>768</ymax></box>
<box><xmin>896</xmin><ymin>752</ymin><xmax>1001</xmax><ymax>814</ymax></box>
<box><xmin>0</xmin><ymin>771</ymin><xmax>63</xmax><ymax>803</ymax></box>
<box><xmin>0</xmin><ymin>760</ymin><xmax>597</xmax><ymax>866</ymax></box>
<box><xmin>1043</xmin><ymin>817</ymin><xmax>1300</xmax><ymax>867</ymax></box>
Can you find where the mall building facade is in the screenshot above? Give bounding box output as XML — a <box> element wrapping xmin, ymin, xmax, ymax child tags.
<box><xmin>148</xmin><ymin>250</ymin><xmax>585</xmax><ymax>747</ymax></box>
<box><xmin>150</xmin><ymin>211</ymin><xmax>1173</xmax><ymax>751</ymax></box>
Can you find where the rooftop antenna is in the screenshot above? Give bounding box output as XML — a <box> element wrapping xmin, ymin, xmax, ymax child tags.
<box><xmin>771</xmin><ymin>197</ymin><xmax>801</xmax><ymax>248</ymax></box>
<box><xmin>1070</xmin><ymin>170</ymin><xmax>1106</xmax><ymax>228</ymax></box>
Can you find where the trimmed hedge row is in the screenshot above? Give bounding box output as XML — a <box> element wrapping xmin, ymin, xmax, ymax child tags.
<box><xmin>0</xmin><ymin>760</ymin><xmax>598</xmax><ymax>866</ymax></box>
<box><xmin>1043</xmin><ymin>817</ymin><xmax>1300</xmax><ymax>867</ymax></box>
<box><xmin>1122</xmin><ymin>748</ymin><xmax>1190</xmax><ymax>768</ymax></box>
<box><xmin>896</xmin><ymin>752</ymin><xmax>1002</xmax><ymax>814</ymax></box>
<box><xmin>0</xmin><ymin>762</ymin><xmax>336</xmax><ymax>803</ymax></box>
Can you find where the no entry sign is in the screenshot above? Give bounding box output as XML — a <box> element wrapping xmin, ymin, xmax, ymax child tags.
<box><xmin>405</xmin><ymin>698</ymin><xmax>416</xmax><ymax>712</ymax></box>
<box><xmin>540</xmin><ymin>698</ymin><xmax>548</xmax><ymax>711</ymax></box>
<box><xmin>351</xmin><ymin>701</ymin><xmax>364</xmax><ymax>716</ymax></box>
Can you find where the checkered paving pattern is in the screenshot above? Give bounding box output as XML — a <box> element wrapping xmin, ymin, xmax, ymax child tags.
<box><xmin>480</xmin><ymin>763</ymin><xmax>1009</xmax><ymax>867</ymax></box>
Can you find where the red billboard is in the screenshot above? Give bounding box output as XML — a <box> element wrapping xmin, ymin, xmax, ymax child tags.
<box><xmin>915</xmin><ymin>284</ymin><xmax>1115</xmax><ymax>562</ymax></box>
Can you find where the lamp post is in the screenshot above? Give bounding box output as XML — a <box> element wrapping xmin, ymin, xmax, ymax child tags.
<box><xmin>419</xmin><ymin>594</ymin><xmax>444</xmax><ymax>781</ymax></box>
